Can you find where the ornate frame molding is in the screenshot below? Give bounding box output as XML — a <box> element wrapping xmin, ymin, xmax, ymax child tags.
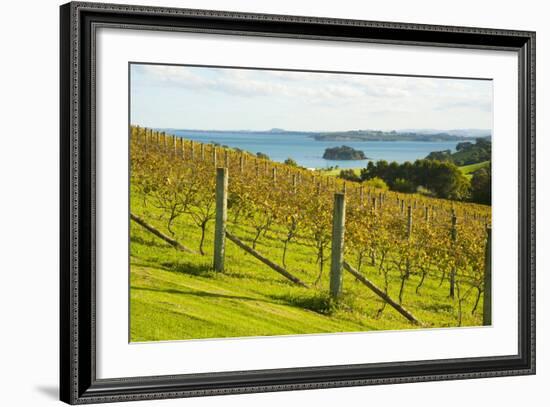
<box><xmin>60</xmin><ymin>2</ymin><xmax>535</xmax><ymax>404</ymax></box>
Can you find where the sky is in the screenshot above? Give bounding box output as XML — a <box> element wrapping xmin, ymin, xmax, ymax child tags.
<box><xmin>130</xmin><ymin>64</ymin><xmax>493</xmax><ymax>132</ymax></box>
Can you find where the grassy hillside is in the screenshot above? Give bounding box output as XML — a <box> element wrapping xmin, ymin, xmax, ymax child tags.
<box><xmin>130</xmin><ymin>188</ymin><xmax>484</xmax><ymax>342</ymax></box>
<box><xmin>459</xmin><ymin>161</ymin><xmax>490</xmax><ymax>179</ymax></box>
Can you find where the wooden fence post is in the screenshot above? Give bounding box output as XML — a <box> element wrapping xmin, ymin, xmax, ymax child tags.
<box><xmin>424</xmin><ymin>206</ymin><xmax>430</xmax><ymax>223</ymax></box>
<box><xmin>330</xmin><ymin>193</ymin><xmax>346</xmax><ymax>299</ymax></box>
<box><xmin>239</xmin><ymin>155</ymin><xmax>244</xmax><ymax>173</ymax></box>
<box><xmin>407</xmin><ymin>206</ymin><xmax>413</xmax><ymax>238</ymax></box>
<box><xmin>143</xmin><ymin>128</ymin><xmax>148</xmax><ymax>152</ymax></box>
<box><xmin>483</xmin><ymin>226</ymin><xmax>492</xmax><ymax>325</ymax></box>
<box><xmin>450</xmin><ymin>210</ymin><xmax>457</xmax><ymax>298</ymax></box>
<box><xmin>213</xmin><ymin>167</ymin><xmax>228</xmax><ymax>272</ymax></box>
<box><xmin>359</xmin><ymin>185</ymin><xmax>364</xmax><ymax>205</ymax></box>
<box><xmin>212</xmin><ymin>146</ymin><xmax>217</xmax><ymax>167</ymax></box>
<box><xmin>272</xmin><ymin>167</ymin><xmax>277</xmax><ymax>183</ymax></box>
<box><xmin>292</xmin><ymin>174</ymin><xmax>297</xmax><ymax>193</ymax></box>
<box><xmin>224</xmin><ymin>150</ymin><xmax>229</xmax><ymax>168</ymax></box>
<box><xmin>200</xmin><ymin>143</ymin><xmax>205</xmax><ymax>160</ymax></box>
<box><xmin>406</xmin><ymin>206</ymin><xmax>413</xmax><ymax>277</ymax></box>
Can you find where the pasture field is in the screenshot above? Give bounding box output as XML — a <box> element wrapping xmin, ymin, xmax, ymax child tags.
<box><xmin>459</xmin><ymin>161</ymin><xmax>491</xmax><ymax>179</ymax></box>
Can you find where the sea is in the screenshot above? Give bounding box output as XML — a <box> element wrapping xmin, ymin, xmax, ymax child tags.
<box><xmin>169</xmin><ymin>130</ymin><xmax>458</xmax><ymax>170</ymax></box>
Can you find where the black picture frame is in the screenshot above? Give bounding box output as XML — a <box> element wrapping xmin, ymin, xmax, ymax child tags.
<box><xmin>60</xmin><ymin>2</ymin><xmax>536</xmax><ymax>404</ymax></box>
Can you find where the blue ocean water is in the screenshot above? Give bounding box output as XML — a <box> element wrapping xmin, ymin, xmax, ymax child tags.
<box><xmin>170</xmin><ymin>130</ymin><xmax>458</xmax><ymax>169</ymax></box>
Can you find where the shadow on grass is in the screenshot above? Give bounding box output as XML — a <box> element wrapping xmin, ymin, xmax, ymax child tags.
<box><xmin>421</xmin><ymin>303</ymin><xmax>455</xmax><ymax>313</ymax></box>
<box><xmin>270</xmin><ymin>291</ymin><xmax>334</xmax><ymax>315</ymax></box>
<box><xmin>130</xmin><ymin>234</ymin><xmax>172</xmax><ymax>249</ymax></box>
<box><xmin>132</xmin><ymin>285</ymin><xmax>275</xmax><ymax>304</ymax></box>
<box><xmin>225</xmin><ymin>270</ymin><xmax>284</xmax><ymax>285</ymax></box>
<box><xmin>160</xmin><ymin>261</ymin><xmax>214</xmax><ymax>277</ymax></box>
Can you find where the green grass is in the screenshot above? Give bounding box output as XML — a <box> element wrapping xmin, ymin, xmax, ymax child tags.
<box><xmin>316</xmin><ymin>167</ymin><xmax>362</xmax><ymax>177</ymax></box>
<box><xmin>459</xmin><ymin>161</ymin><xmax>490</xmax><ymax>179</ymax></box>
<box><xmin>130</xmin><ymin>190</ymin><xmax>484</xmax><ymax>342</ymax></box>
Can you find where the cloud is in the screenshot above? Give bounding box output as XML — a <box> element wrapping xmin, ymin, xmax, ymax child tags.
<box><xmin>134</xmin><ymin>65</ymin><xmax>216</xmax><ymax>89</ymax></box>
<box><xmin>132</xmin><ymin>65</ymin><xmax>423</xmax><ymax>103</ymax></box>
<box><xmin>435</xmin><ymin>100</ymin><xmax>492</xmax><ymax>112</ymax></box>
<box><xmin>131</xmin><ymin>64</ymin><xmax>493</xmax><ymax>130</ymax></box>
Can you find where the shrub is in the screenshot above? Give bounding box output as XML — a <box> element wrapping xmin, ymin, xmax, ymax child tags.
<box><xmin>393</xmin><ymin>178</ymin><xmax>416</xmax><ymax>193</ymax></box>
<box><xmin>339</xmin><ymin>169</ymin><xmax>361</xmax><ymax>182</ymax></box>
<box><xmin>363</xmin><ymin>177</ymin><xmax>388</xmax><ymax>190</ymax></box>
<box><xmin>470</xmin><ymin>165</ymin><xmax>491</xmax><ymax>205</ymax></box>
<box><xmin>284</xmin><ymin>157</ymin><xmax>298</xmax><ymax>167</ymax></box>
<box><xmin>256</xmin><ymin>152</ymin><xmax>270</xmax><ymax>160</ymax></box>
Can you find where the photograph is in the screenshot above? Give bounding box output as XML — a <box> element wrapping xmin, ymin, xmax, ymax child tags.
<box><xmin>129</xmin><ymin>63</ymin><xmax>493</xmax><ymax>342</ymax></box>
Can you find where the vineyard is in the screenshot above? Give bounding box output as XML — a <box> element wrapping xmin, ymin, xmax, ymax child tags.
<box><xmin>129</xmin><ymin>126</ymin><xmax>492</xmax><ymax>341</ymax></box>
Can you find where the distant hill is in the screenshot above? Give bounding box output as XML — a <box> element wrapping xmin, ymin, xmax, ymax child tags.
<box><xmin>399</xmin><ymin>129</ymin><xmax>492</xmax><ymax>138</ymax></box>
<box><xmin>312</xmin><ymin>130</ymin><xmax>484</xmax><ymax>142</ymax></box>
<box><xmin>157</xmin><ymin>127</ymin><xmax>491</xmax><ymax>142</ymax></box>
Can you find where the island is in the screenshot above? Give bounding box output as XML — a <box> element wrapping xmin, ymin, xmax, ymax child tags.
<box><xmin>312</xmin><ymin>129</ymin><xmax>490</xmax><ymax>142</ymax></box>
<box><xmin>323</xmin><ymin>145</ymin><xmax>367</xmax><ymax>161</ymax></box>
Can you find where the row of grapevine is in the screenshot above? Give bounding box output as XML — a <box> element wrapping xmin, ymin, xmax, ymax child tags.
<box><xmin>130</xmin><ymin>126</ymin><xmax>492</xmax><ymax>327</ymax></box>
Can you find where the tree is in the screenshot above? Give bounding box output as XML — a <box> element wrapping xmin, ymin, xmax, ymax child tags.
<box><xmin>470</xmin><ymin>165</ymin><xmax>491</xmax><ymax>205</ymax></box>
<box><xmin>425</xmin><ymin>150</ymin><xmax>452</xmax><ymax>162</ymax></box>
<box><xmin>456</xmin><ymin>142</ymin><xmax>473</xmax><ymax>151</ymax></box>
<box><xmin>284</xmin><ymin>157</ymin><xmax>298</xmax><ymax>167</ymax></box>
<box><xmin>360</xmin><ymin>159</ymin><xmax>470</xmax><ymax>200</ymax></box>
<box><xmin>339</xmin><ymin>169</ymin><xmax>361</xmax><ymax>182</ymax></box>
<box><xmin>393</xmin><ymin>178</ymin><xmax>415</xmax><ymax>193</ymax></box>
<box><xmin>426</xmin><ymin>138</ymin><xmax>491</xmax><ymax>166</ymax></box>
<box><xmin>361</xmin><ymin>160</ymin><xmax>389</xmax><ymax>183</ymax></box>
<box><xmin>425</xmin><ymin>161</ymin><xmax>470</xmax><ymax>200</ymax></box>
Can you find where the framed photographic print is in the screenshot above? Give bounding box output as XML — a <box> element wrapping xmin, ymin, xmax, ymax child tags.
<box><xmin>60</xmin><ymin>1</ymin><xmax>535</xmax><ymax>404</ymax></box>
